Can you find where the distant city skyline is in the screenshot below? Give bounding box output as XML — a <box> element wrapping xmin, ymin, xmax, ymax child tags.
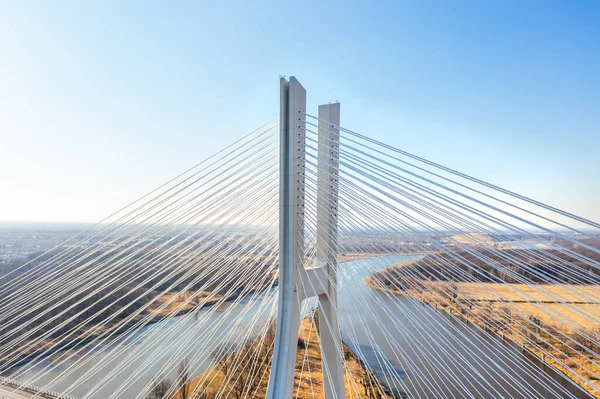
<box><xmin>1</xmin><ymin>1</ymin><xmax>598</xmax><ymax>223</ymax></box>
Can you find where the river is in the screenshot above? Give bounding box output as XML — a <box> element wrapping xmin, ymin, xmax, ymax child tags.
<box><xmin>13</xmin><ymin>256</ymin><xmax>594</xmax><ymax>398</ymax></box>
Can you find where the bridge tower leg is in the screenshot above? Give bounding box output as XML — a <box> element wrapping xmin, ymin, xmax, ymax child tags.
<box><xmin>268</xmin><ymin>77</ymin><xmax>345</xmax><ymax>399</ymax></box>
<box><xmin>316</xmin><ymin>102</ymin><xmax>345</xmax><ymax>399</ymax></box>
<box><xmin>267</xmin><ymin>76</ymin><xmax>306</xmax><ymax>399</ymax></box>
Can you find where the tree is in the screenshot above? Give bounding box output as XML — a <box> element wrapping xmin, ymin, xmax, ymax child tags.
<box><xmin>209</xmin><ymin>319</ymin><xmax>276</xmax><ymax>399</ymax></box>
<box><xmin>148</xmin><ymin>378</ymin><xmax>172</xmax><ymax>399</ymax></box>
<box><xmin>212</xmin><ymin>343</ymin><xmax>234</xmax><ymax>380</ymax></box>
<box><xmin>177</xmin><ymin>358</ymin><xmax>191</xmax><ymax>399</ymax></box>
<box><xmin>358</xmin><ymin>360</ymin><xmax>383</xmax><ymax>399</ymax></box>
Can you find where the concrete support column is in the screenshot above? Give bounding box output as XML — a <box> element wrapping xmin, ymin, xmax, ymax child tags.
<box><xmin>316</xmin><ymin>103</ymin><xmax>345</xmax><ymax>399</ymax></box>
<box><xmin>267</xmin><ymin>76</ymin><xmax>306</xmax><ymax>399</ymax></box>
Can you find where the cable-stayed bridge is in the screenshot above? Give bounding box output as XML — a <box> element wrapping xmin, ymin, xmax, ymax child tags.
<box><xmin>0</xmin><ymin>77</ymin><xmax>599</xmax><ymax>399</ymax></box>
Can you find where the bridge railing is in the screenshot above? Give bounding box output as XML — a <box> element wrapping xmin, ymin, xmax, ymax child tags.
<box><xmin>0</xmin><ymin>375</ymin><xmax>79</xmax><ymax>399</ymax></box>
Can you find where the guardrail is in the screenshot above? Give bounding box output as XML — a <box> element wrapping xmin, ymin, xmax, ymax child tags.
<box><xmin>0</xmin><ymin>376</ymin><xmax>79</xmax><ymax>399</ymax></box>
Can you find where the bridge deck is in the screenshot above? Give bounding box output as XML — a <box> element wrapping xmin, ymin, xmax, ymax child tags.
<box><xmin>0</xmin><ymin>385</ymin><xmax>37</xmax><ymax>398</ymax></box>
<box><xmin>0</xmin><ymin>379</ymin><xmax>77</xmax><ymax>399</ymax></box>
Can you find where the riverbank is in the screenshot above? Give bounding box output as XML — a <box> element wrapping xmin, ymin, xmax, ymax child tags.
<box><xmin>181</xmin><ymin>317</ymin><xmax>400</xmax><ymax>398</ymax></box>
<box><xmin>365</xmin><ymin>268</ymin><xmax>600</xmax><ymax>399</ymax></box>
<box><xmin>3</xmin><ymin>290</ymin><xmax>225</xmax><ymax>371</ymax></box>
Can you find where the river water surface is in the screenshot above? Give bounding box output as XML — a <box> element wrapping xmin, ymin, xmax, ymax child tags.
<box><xmin>14</xmin><ymin>256</ymin><xmax>594</xmax><ymax>398</ymax></box>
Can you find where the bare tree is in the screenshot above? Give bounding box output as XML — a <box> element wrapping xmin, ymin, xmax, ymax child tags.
<box><xmin>212</xmin><ymin>343</ymin><xmax>234</xmax><ymax>379</ymax></box>
<box><xmin>358</xmin><ymin>359</ymin><xmax>383</xmax><ymax>399</ymax></box>
<box><xmin>148</xmin><ymin>378</ymin><xmax>172</xmax><ymax>399</ymax></box>
<box><xmin>209</xmin><ymin>319</ymin><xmax>276</xmax><ymax>399</ymax></box>
<box><xmin>177</xmin><ymin>358</ymin><xmax>191</xmax><ymax>399</ymax></box>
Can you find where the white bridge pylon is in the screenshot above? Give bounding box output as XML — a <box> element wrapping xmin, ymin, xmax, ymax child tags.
<box><xmin>267</xmin><ymin>77</ymin><xmax>345</xmax><ymax>399</ymax></box>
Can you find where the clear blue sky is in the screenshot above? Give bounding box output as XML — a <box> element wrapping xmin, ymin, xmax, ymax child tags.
<box><xmin>1</xmin><ymin>1</ymin><xmax>598</xmax><ymax>223</ymax></box>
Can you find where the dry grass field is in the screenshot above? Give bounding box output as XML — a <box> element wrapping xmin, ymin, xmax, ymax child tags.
<box><xmin>454</xmin><ymin>282</ymin><xmax>600</xmax><ymax>329</ymax></box>
<box><xmin>365</xmin><ymin>270</ymin><xmax>600</xmax><ymax>398</ymax></box>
